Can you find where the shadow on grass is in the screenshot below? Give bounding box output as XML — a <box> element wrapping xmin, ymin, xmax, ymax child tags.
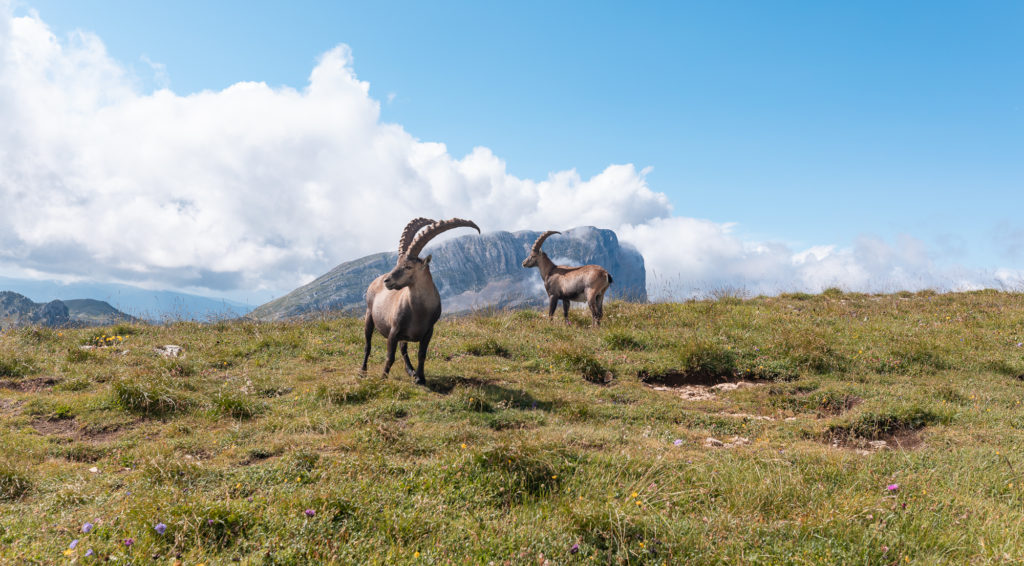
<box><xmin>425</xmin><ymin>375</ymin><xmax>554</xmax><ymax>411</ymax></box>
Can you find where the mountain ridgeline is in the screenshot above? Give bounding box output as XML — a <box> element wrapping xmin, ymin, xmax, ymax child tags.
<box><xmin>250</xmin><ymin>227</ymin><xmax>646</xmax><ymax>320</ymax></box>
<box><xmin>0</xmin><ymin>291</ymin><xmax>137</xmax><ymax>329</ymax></box>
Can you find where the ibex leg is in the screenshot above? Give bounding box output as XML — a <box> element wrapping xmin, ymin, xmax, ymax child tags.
<box><xmin>360</xmin><ymin>312</ymin><xmax>374</xmax><ymax>374</ymax></box>
<box><xmin>414</xmin><ymin>327</ymin><xmax>433</xmax><ymax>385</ymax></box>
<box><xmin>587</xmin><ymin>292</ymin><xmax>603</xmax><ymax>327</ymax></box>
<box><xmin>382</xmin><ymin>331</ymin><xmax>400</xmax><ymax>377</ymax></box>
<box><xmin>400</xmin><ymin>342</ymin><xmax>416</xmax><ymax>377</ymax></box>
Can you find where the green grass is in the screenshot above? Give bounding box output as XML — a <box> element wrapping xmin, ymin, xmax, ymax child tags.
<box><xmin>1</xmin><ymin>290</ymin><xmax>1024</xmax><ymax>563</ymax></box>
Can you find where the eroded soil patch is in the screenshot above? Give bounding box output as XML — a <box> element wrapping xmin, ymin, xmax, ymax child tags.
<box><xmin>642</xmin><ymin>369</ymin><xmax>764</xmax><ymax>401</ymax></box>
<box><xmin>0</xmin><ymin>398</ymin><xmax>21</xmax><ymax>414</ymax></box>
<box><xmin>827</xmin><ymin>429</ymin><xmax>923</xmax><ymax>453</ymax></box>
<box><xmin>0</xmin><ymin>376</ymin><xmax>59</xmax><ymax>391</ymax></box>
<box><xmin>640</xmin><ymin>369</ymin><xmax>740</xmax><ymax>387</ymax></box>
<box><xmin>31</xmin><ymin>418</ymin><xmax>126</xmax><ymax>444</ymax></box>
<box><xmin>78</xmin><ymin>425</ymin><xmax>125</xmax><ymax>443</ymax></box>
<box><xmin>31</xmin><ymin>418</ymin><xmax>79</xmax><ymax>436</ymax></box>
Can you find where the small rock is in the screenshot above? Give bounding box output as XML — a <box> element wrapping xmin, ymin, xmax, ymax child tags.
<box><xmin>155</xmin><ymin>345</ymin><xmax>184</xmax><ymax>358</ymax></box>
<box><xmin>705</xmin><ymin>437</ymin><xmax>725</xmax><ymax>447</ymax></box>
<box><xmin>868</xmin><ymin>440</ymin><xmax>889</xmax><ymax>451</ymax></box>
<box><xmin>730</xmin><ymin>436</ymin><xmax>751</xmax><ymax>446</ymax></box>
<box><xmin>88</xmin><ymin>467</ymin><xmax>99</xmax><ymax>473</ymax></box>
<box><xmin>79</xmin><ymin>345</ymin><xmax>96</xmax><ymax>351</ymax></box>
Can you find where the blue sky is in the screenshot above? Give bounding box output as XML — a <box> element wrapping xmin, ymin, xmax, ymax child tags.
<box><xmin>2</xmin><ymin>0</ymin><xmax>1023</xmax><ymax>300</ymax></box>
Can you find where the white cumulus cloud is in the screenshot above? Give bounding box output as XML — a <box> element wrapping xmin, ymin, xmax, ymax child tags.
<box><xmin>0</xmin><ymin>7</ymin><xmax>1020</xmax><ymax>300</ymax></box>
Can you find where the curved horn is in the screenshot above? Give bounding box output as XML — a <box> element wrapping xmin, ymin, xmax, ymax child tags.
<box><xmin>398</xmin><ymin>217</ymin><xmax>435</xmax><ymax>256</ymax></box>
<box><xmin>405</xmin><ymin>217</ymin><xmax>481</xmax><ymax>259</ymax></box>
<box><xmin>531</xmin><ymin>230</ymin><xmax>561</xmax><ymax>253</ymax></box>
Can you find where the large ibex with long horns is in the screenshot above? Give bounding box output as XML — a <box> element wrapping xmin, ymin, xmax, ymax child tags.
<box><xmin>522</xmin><ymin>230</ymin><xmax>613</xmax><ymax>326</ymax></box>
<box><xmin>361</xmin><ymin>217</ymin><xmax>481</xmax><ymax>384</ymax></box>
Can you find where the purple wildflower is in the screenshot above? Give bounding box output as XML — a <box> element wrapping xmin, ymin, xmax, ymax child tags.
<box><xmin>82</xmin><ymin>522</ymin><xmax>94</xmax><ymax>533</ymax></box>
<box><xmin>154</xmin><ymin>522</ymin><xmax>167</xmax><ymax>535</ymax></box>
<box><xmin>85</xmin><ymin>549</ymin><xmax>94</xmax><ymax>557</ymax></box>
<box><xmin>70</xmin><ymin>539</ymin><xmax>79</xmax><ymax>549</ymax></box>
<box><xmin>673</xmin><ymin>439</ymin><xmax>684</xmax><ymax>446</ymax></box>
<box><xmin>887</xmin><ymin>483</ymin><xmax>899</xmax><ymax>492</ymax></box>
<box><xmin>208</xmin><ymin>519</ymin><xmax>215</xmax><ymax>525</ymax></box>
<box><xmin>124</xmin><ymin>538</ymin><xmax>134</xmax><ymax>547</ymax></box>
<box><xmin>570</xmin><ymin>543</ymin><xmax>580</xmax><ymax>554</ymax></box>
<box><xmin>304</xmin><ymin>509</ymin><xmax>316</xmax><ymax>517</ymax></box>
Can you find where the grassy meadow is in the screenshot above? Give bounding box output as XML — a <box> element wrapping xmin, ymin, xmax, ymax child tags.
<box><xmin>1</xmin><ymin>289</ymin><xmax>1023</xmax><ymax>564</ymax></box>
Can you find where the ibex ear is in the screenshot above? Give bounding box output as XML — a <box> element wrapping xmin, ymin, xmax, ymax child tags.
<box><xmin>423</xmin><ymin>254</ymin><xmax>432</xmax><ymax>265</ymax></box>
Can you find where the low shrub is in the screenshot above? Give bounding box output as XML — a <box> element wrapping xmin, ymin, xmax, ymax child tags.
<box><xmin>0</xmin><ymin>356</ymin><xmax>33</xmax><ymax>378</ymax></box>
<box><xmin>463</xmin><ymin>337</ymin><xmax>512</xmax><ymax>358</ymax></box>
<box><xmin>553</xmin><ymin>348</ymin><xmax>612</xmax><ymax>383</ymax></box>
<box><xmin>827</xmin><ymin>404</ymin><xmax>951</xmax><ymax>440</ymax></box>
<box><xmin>0</xmin><ymin>462</ymin><xmax>31</xmax><ymax>501</ymax></box>
<box><xmin>602</xmin><ymin>330</ymin><xmax>647</xmax><ymax>351</ymax></box>
<box><xmin>213</xmin><ymin>390</ymin><xmax>265</xmax><ymax>419</ymax></box>
<box><xmin>677</xmin><ymin>339</ymin><xmax>737</xmax><ymax>381</ymax></box>
<box><xmin>113</xmin><ymin>377</ymin><xmax>195</xmax><ymax>417</ymax></box>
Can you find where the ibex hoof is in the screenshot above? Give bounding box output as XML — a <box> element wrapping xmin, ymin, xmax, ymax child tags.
<box><xmin>414</xmin><ymin>376</ymin><xmax>426</xmax><ymax>386</ymax></box>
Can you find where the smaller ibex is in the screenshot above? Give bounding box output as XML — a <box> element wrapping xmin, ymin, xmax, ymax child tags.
<box><xmin>522</xmin><ymin>230</ymin><xmax>613</xmax><ymax>326</ymax></box>
<box><xmin>361</xmin><ymin>217</ymin><xmax>481</xmax><ymax>384</ymax></box>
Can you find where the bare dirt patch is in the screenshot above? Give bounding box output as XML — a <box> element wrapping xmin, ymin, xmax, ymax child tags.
<box><xmin>31</xmin><ymin>418</ymin><xmax>79</xmax><ymax>437</ymax></box>
<box><xmin>816</xmin><ymin>394</ymin><xmax>863</xmax><ymax>416</ymax></box>
<box><xmin>0</xmin><ymin>398</ymin><xmax>21</xmax><ymax>415</ymax></box>
<box><xmin>642</xmin><ymin>370</ymin><xmax>763</xmax><ymax>401</ymax></box>
<box><xmin>78</xmin><ymin>426</ymin><xmax>125</xmax><ymax>443</ymax></box>
<box><xmin>640</xmin><ymin>369</ymin><xmax>738</xmax><ymax>388</ymax></box>
<box><xmin>0</xmin><ymin>376</ymin><xmax>59</xmax><ymax>391</ymax></box>
<box><xmin>827</xmin><ymin>430</ymin><xmax>924</xmax><ymax>454</ymax></box>
<box><xmin>705</xmin><ymin>436</ymin><xmax>752</xmax><ymax>448</ymax></box>
<box><xmin>31</xmin><ymin>418</ymin><xmax>126</xmax><ymax>443</ymax></box>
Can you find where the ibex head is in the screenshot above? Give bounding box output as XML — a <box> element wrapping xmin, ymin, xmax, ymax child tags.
<box><xmin>522</xmin><ymin>230</ymin><xmax>560</xmax><ymax>268</ymax></box>
<box><xmin>384</xmin><ymin>217</ymin><xmax>480</xmax><ymax>290</ymax></box>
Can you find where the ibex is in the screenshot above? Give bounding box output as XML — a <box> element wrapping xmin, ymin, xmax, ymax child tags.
<box><xmin>361</xmin><ymin>217</ymin><xmax>481</xmax><ymax>384</ymax></box>
<box><xmin>522</xmin><ymin>230</ymin><xmax>613</xmax><ymax>326</ymax></box>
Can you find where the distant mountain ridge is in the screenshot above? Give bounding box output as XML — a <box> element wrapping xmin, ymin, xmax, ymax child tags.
<box><xmin>0</xmin><ymin>277</ymin><xmax>257</xmax><ymax>321</ymax></box>
<box><xmin>0</xmin><ymin>291</ymin><xmax>137</xmax><ymax>329</ymax></box>
<box><xmin>250</xmin><ymin>226</ymin><xmax>646</xmax><ymax>320</ymax></box>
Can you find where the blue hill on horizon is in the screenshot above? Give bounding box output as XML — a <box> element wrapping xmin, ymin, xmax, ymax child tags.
<box><xmin>0</xmin><ymin>277</ymin><xmax>256</xmax><ymax>321</ymax></box>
